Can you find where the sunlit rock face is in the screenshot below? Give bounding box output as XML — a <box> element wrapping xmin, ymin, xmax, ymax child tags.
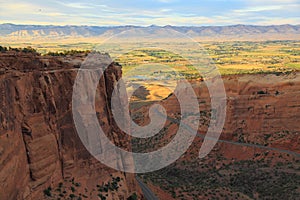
<box><xmin>0</xmin><ymin>51</ymin><xmax>142</xmax><ymax>200</ymax></box>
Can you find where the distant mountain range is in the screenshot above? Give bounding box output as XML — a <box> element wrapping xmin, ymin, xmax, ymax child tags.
<box><xmin>1</xmin><ymin>23</ymin><xmax>300</xmax><ymax>41</ymax></box>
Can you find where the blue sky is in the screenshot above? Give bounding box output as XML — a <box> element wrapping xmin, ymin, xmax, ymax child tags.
<box><xmin>0</xmin><ymin>0</ymin><xmax>299</xmax><ymax>26</ymax></box>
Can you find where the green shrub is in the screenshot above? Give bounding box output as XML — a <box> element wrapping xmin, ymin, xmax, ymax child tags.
<box><xmin>127</xmin><ymin>193</ymin><xmax>138</xmax><ymax>200</ymax></box>
<box><xmin>71</xmin><ymin>186</ymin><xmax>76</xmax><ymax>192</ymax></box>
<box><xmin>43</xmin><ymin>187</ymin><xmax>52</xmax><ymax>197</ymax></box>
<box><xmin>0</xmin><ymin>46</ymin><xmax>8</xmax><ymax>52</ymax></box>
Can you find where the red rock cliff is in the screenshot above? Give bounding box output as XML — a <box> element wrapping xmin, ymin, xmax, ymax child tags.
<box><xmin>0</xmin><ymin>51</ymin><xmax>142</xmax><ymax>200</ymax></box>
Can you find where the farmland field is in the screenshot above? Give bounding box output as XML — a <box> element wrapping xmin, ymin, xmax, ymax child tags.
<box><xmin>3</xmin><ymin>40</ymin><xmax>300</xmax><ymax>75</ymax></box>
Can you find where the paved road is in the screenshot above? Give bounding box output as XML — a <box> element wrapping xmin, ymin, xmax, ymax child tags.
<box><xmin>153</xmin><ymin>108</ymin><xmax>300</xmax><ymax>158</ymax></box>
<box><xmin>136</xmin><ymin>176</ymin><xmax>159</xmax><ymax>200</ymax></box>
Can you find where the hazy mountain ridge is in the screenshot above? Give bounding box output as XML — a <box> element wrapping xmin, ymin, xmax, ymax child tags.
<box><xmin>1</xmin><ymin>23</ymin><xmax>300</xmax><ymax>40</ymax></box>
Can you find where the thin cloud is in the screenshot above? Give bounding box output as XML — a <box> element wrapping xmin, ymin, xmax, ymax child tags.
<box><xmin>0</xmin><ymin>0</ymin><xmax>299</xmax><ymax>26</ymax></box>
<box><xmin>234</xmin><ymin>5</ymin><xmax>283</xmax><ymax>13</ymax></box>
<box><xmin>59</xmin><ymin>3</ymin><xmax>94</xmax><ymax>9</ymax></box>
<box><xmin>247</xmin><ymin>0</ymin><xmax>299</xmax><ymax>4</ymax></box>
<box><xmin>156</xmin><ymin>0</ymin><xmax>176</xmax><ymax>3</ymax></box>
<box><xmin>56</xmin><ymin>2</ymin><xmax>108</xmax><ymax>9</ymax></box>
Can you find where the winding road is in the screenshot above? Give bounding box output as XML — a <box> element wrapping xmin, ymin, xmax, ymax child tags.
<box><xmin>136</xmin><ymin>176</ymin><xmax>159</xmax><ymax>200</ymax></box>
<box><xmin>153</xmin><ymin>108</ymin><xmax>300</xmax><ymax>158</ymax></box>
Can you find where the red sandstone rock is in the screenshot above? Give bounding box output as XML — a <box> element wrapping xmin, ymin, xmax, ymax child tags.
<box><xmin>0</xmin><ymin>51</ymin><xmax>143</xmax><ymax>200</ymax></box>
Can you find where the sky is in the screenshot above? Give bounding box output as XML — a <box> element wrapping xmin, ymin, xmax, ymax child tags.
<box><xmin>0</xmin><ymin>0</ymin><xmax>299</xmax><ymax>26</ymax></box>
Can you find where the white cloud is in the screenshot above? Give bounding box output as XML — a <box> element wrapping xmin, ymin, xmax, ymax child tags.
<box><xmin>56</xmin><ymin>2</ymin><xmax>108</xmax><ymax>9</ymax></box>
<box><xmin>156</xmin><ymin>0</ymin><xmax>176</xmax><ymax>3</ymax></box>
<box><xmin>244</xmin><ymin>0</ymin><xmax>299</xmax><ymax>7</ymax></box>
<box><xmin>233</xmin><ymin>5</ymin><xmax>283</xmax><ymax>13</ymax></box>
<box><xmin>59</xmin><ymin>3</ymin><xmax>93</xmax><ymax>9</ymax></box>
<box><xmin>160</xmin><ymin>8</ymin><xmax>172</xmax><ymax>12</ymax></box>
<box><xmin>253</xmin><ymin>17</ymin><xmax>300</xmax><ymax>25</ymax></box>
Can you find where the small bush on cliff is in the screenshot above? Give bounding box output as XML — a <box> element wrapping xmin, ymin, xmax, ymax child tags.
<box><xmin>71</xmin><ymin>186</ymin><xmax>76</xmax><ymax>192</ymax></box>
<box><xmin>98</xmin><ymin>194</ymin><xmax>106</xmax><ymax>200</ymax></box>
<box><xmin>257</xmin><ymin>90</ymin><xmax>267</xmax><ymax>95</ymax></box>
<box><xmin>127</xmin><ymin>193</ymin><xmax>138</xmax><ymax>200</ymax></box>
<box><xmin>0</xmin><ymin>46</ymin><xmax>8</xmax><ymax>52</ymax></box>
<box><xmin>75</xmin><ymin>182</ymin><xmax>81</xmax><ymax>187</ymax></box>
<box><xmin>43</xmin><ymin>187</ymin><xmax>52</xmax><ymax>197</ymax></box>
<box><xmin>21</xmin><ymin>46</ymin><xmax>37</xmax><ymax>53</ymax></box>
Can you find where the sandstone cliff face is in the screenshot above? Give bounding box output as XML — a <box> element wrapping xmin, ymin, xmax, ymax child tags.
<box><xmin>215</xmin><ymin>74</ymin><xmax>300</xmax><ymax>159</ymax></box>
<box><xmin>0</xmin><ymin>51</ymin><xmax>141</xmax><ymax>200</ymax></box>
<box><xmin>132</xmin><ymin>72</ymin><xmax>300</xmax><ymax>160</ymax></box>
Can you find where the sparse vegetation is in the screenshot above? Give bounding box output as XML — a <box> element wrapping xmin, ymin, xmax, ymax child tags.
<box><xmin>0</xmin><ymin>45</ymin><xmax>38</xmax><ymax>54</ymax></box>
<box><xmin>45</xmin><ymin>49</ymin><xmax>91</xmax><ymax>56</ymax></box>
<box><xmin>139</xmin><ymin>157</ymin><xmax>300</xmax><ymax>199</ymax></box>
<box><xmin>41</xmin><ymin>176</ymin><xmax>122</xmax><ymax>199</ymax></box>
<box><xmin>43</xmin><ymin>187</ymin><xmax>52</xmax><ymax>197</ymax></box>
<box><xmin>127</xmin><ymin>192</ymin><xmax>138</xmax><ymax>200</ymax></box>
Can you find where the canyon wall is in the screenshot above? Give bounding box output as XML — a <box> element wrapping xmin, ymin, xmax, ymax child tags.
<box><xmin>133</xmin><ymin>72</ymin><xmax>300</xmax><ymax>160</ymax></box>
<box><xmin>0</xmin><ymin>51</ymin><xmax>141</xmax><ymax>200</ymax></box>
<box><xmin>195</xmin><ymin>73</ymin><xmax>300</xmax><ymax>158</ymax></box>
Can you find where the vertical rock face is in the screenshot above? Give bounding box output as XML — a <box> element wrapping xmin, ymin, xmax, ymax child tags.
<box><xmin>133</xmin><ymin>72</ymin><xmax>300</xmax><ymax>157</ymax></box>
<box><xmin>218</xmin><ymin>74</ymin><xmax>300</xmax><ymax>158</ymax></box>
<box><xmin>0</xmin><ymin>52</ymin><xmax>141</xmax><ymax>200</ymax></box>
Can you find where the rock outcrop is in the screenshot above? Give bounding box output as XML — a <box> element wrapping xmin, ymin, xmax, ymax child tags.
<box><xmin>132</xmin><ymin>72</ymin><xmax>300</xmax><ymax>162</ymax></box>
<box><xmin>0</xmin><ymin>51</ymin><xmax>142</xmax><ymax>200</ymax></box>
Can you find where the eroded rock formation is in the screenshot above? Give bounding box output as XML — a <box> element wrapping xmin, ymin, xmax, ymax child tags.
<box><xmin>0</xmin><ymin>51</ymin><xmax>142</xmax><ymax>200</ymax></box>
